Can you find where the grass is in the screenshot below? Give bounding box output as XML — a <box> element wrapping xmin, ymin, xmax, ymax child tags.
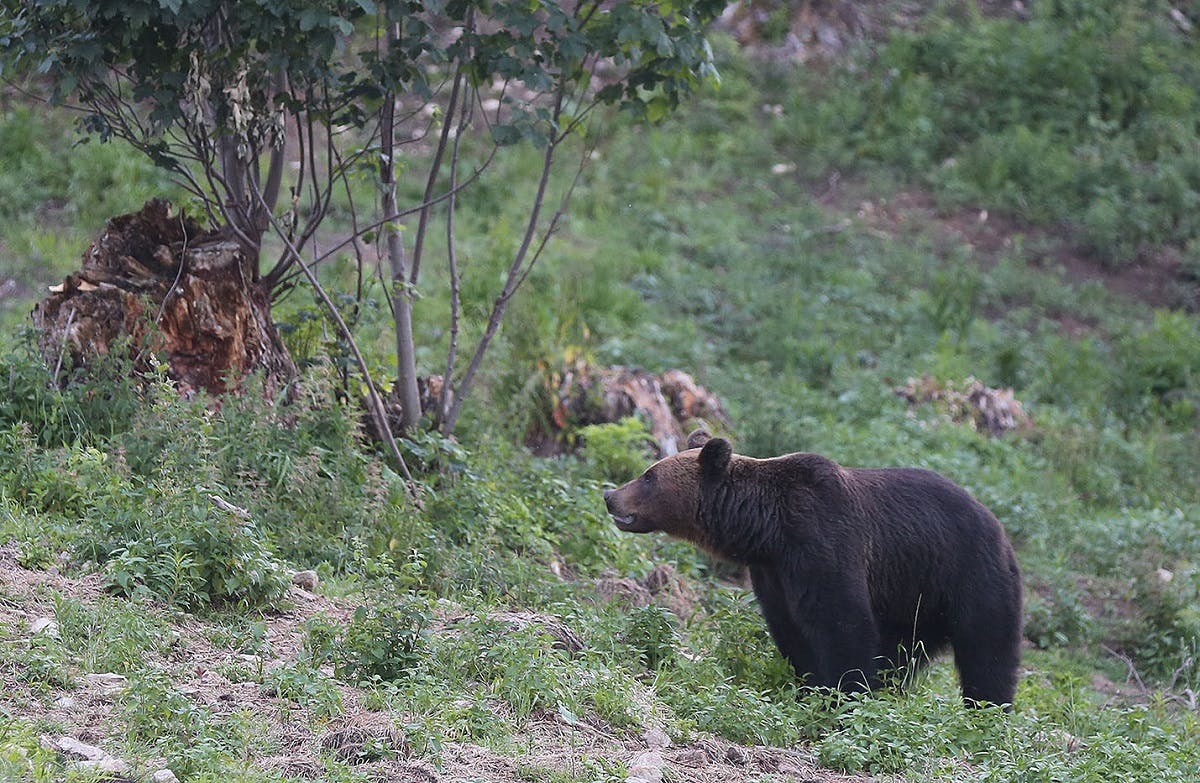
<box><xmin>778</xmin><ymin>0</ymin><xmax>1200</xmax><ymax>269</ymax></box>
<box><xmin>1</xmin><ymin>4</ymin><xmax>1200</xmax><ymax>780</ymax></box>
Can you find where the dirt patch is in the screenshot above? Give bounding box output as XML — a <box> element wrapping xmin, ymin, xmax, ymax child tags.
<box><xmin>817</xmin><ymin>177</ymin><xmax>1198</xmax><ymax>315</ymax></box>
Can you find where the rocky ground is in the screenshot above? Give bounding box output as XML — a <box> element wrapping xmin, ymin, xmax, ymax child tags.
<box><xmin>0</xmin><ymin>546</ymin><xmax>882</xmax><ymax>783</ymax></box>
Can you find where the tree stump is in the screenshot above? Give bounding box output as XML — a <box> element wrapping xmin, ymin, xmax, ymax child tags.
<box><xmin>530</xmin><ymin>361</ymin><xmax>731</xmax><ymax>456</ymax></box>
<box><xmin>32</xmin><ymin>199</ymin><xmax>296</xmax><ymax>396</ymax></box>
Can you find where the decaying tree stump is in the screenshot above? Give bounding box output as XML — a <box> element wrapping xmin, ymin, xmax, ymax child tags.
<box><xmin>894</xmin><ymin>375</ymin><xmax>1032</xmax><ymax>436</ymax></box>
<box><xmin>32</xmin><ymin>199</ymin><xmax>296</xmax><ymax>396</ymax></box>
<box><xmin>530</xmin><ymin>361</ymin><xmax>731</xmax><ymax>456</ymax></box>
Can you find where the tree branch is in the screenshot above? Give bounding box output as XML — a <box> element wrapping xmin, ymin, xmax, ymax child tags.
<box><xmin>408</xmin><ymin>60</ymin><xmax>465</xmax><ymax>287</ymax></box>
<box><xmin>250</xmin><ymin>186</ymin><xmax>421</xmax><ymax>502</ymax></box>
<box><xmin>442</xmin><ymin>89</ymin><xmax>567</xmax><ymax>433</ymax></box>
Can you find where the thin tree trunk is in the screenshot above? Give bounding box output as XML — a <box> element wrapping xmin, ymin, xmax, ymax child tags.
<box><xmin>441</xmin><ymin>95</ymin><xmax>563</xmax><ymax>434</ymax></box>
<box><xmin>409</xmin><ymin>62</ymin><xmax>463</xmax><ymax>287</ymax></box>
<box><xmin>382</xmin><ymin>22</ymin><xmax>422</xmax><ymax>431</ymax></box>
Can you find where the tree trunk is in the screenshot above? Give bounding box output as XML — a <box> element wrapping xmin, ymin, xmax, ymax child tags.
<box><xmin>381</xmin><ymin>26</ymin><xmax>422</xmax><ymax>432</ymax></box>
<box><xmin>32</xmin><ymin>199</ymin><xmax>297</xmax><ymax>396</ymax></box>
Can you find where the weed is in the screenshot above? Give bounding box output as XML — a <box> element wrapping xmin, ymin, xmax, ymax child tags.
<box><xmin>0</xmin><ymin>717</ymin><xmax>65</xmax><ymax>782</ymax></box>
<box><xmin>262</xmin><ymin>663</ymin><xmax>344</xmax><ymax>718</ymax></box>
<box><xmin>622</xmin><ymin>605</ymin><xmax>678</xmax><ymax>671</ymax></box>
<box><xmin>121</xmin><ymin>670</ymin><xmax>252</xmax><ymax>778</ymax></box>
<box><xmin>53</xmin><ymin>595</ymin><xmax>172</xmax><ymax>673</ymax></box>
<box><xmin>335</xmin><ymin>599</ymin><xmax>432</xmax><ymax>685</ymax></box>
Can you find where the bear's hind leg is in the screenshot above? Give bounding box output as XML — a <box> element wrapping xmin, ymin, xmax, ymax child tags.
<box><xmin>952</xmin><ymin>619</ymin><xmax>1020</xmax><ymax>707</ymax></box>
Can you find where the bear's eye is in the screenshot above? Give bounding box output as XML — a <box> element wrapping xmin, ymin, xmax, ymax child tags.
<box><xmin>641</xmin><ymin>471</ymin><xmax>655</xmax><ymax>485</ymax></box>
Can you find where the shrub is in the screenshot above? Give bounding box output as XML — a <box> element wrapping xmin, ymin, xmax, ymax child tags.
<box><xmin>335</xmin><ymin>600</ymin><xmax>432</xmax><ymax>684</ymax></box>
<box><xmin>1112</xmin><ymin>310</ymin><xmax>1200</xmax><ymax>424</ymax></box>
<box><xmin>1131</xmin><ymin>564</ymin><xmax>1200</xmax><ymax>687</ymax></box>
<box><xmin>580</xmin><ymin>417</ymin><xmax>657</xmax><ymax>483</ymax></box>
<box><xmin>99</xmin><ymin>484</ymin><xmax>290</xmax><ymax>611</ymax></box>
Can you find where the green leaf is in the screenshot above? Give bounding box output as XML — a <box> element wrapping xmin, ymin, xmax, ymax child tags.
<box><xmin>644</xmin><ymin>95</ymin><xmax>671</xmax><ymax>123</ymax></box>
<box><xmin>557</xmin><ymin>703</ymin><xmax>580</xmax><ymax>726</ymax></box>
<box><xmin>491</xmin><ymin>124</ymin><xmax>523</xmax><ymax>146</ymax></box>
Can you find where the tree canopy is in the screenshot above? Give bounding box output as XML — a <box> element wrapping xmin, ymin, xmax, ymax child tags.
<box><xmin>2</xmin><ymin>0</ymin><xmax>723</xmax><ymax>262</ymax></box>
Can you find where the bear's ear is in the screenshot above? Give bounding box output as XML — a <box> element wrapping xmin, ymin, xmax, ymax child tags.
<box><xmin>699</xmin><ymin>437</ymin><xmax>732</xmax><ymax>482</ymax></box>
<box><xmin>686</xmin><ymin>429</ymin><xmax>712</xmax><ymax>450</ymax></box>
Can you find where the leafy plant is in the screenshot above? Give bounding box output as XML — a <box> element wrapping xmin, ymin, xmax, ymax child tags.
<box><xmin>263</xmin><ymin>663</ymin><xmax>344</xmax><ymax>718</ymax></box>
<box><xmin>580</xmin><ymin>417</ymin><xmax>658</xmax><ymax>483</ymax></box>
<box><xmin>622</xmin><ymin>604</ymin><xmax>678</xmax><ymax>670</ymax></box>
<box><xmin>335</xmin><ymin>600</ymin><xmax>432</xmax><ymax>685</ymax></box>
<box><xmin>121</xmin><ymin>670</ymin><xmax>252</xmax><ymax>779</ymax></box>
<box><xmin>99</xmin><ymin>485</ymin><xmax>290</xmax><ymax>611</ymax></box>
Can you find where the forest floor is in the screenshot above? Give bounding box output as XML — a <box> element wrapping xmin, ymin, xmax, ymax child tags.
<box><xmin>4</xmin><ymin>171</ymin><xmax>1191</xmax><ymax>780</ymax></box>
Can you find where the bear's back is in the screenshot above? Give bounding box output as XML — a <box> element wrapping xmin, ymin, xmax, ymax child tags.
<box><xmin>848</xmin><ymin>466</ymin><xmax>1018</xmax><ymax>628</ymax></box>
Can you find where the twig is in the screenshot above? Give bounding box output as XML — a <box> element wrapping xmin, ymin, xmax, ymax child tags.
<box><xmin>1101</xmin><ymin>644</ymin><xmax>1149</xmax><ymax>693</ymax></box>
<box><xmin>208</xmin><ymin>493</ymin><xmax>251</xmax><ymax>519</ymax></box>
<box><xmin>52</xmin><ymin>308</ymin><xmax>77</xmax><ymax>383</ymax></box>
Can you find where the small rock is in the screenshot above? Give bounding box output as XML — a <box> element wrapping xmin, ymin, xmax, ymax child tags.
<box><xmin>73</xmin><ymin>758</ymin><xmax>130</xmax><ymax>775</ymax></box>
<box><xmin>44</xmin><ymin>735</ymin><xmax>107</xmax><ymax>761</ymax></box>
<box><xmin>291</xmin><ymin>570</ymin><xmax>319</xmax><ymax>591</ymax></box>
<box><xmin>83</xmin><ymin>673</ymin><xmax>127</xmax><ymax>694</ymax></box>
<box><xmin>642</xmin><ymin>727</ymin><xmax>671</xmax><ymax>749</ymax></box>
<box><xmin>30</xmin><ymin>617</ymin><xmax>58</xmax><ymax>636</ymax></box>
<box><xmin>626</xmin><ymin>750</ymin><xmax>664</xmax><ymax>783</ymax></box>
<box><xmin>53</xmin><ymin>695</ymin><xmax>77</xmax><ymax>710</ymax></box>
<box><xmin>150</xmin><ymin>769</ymin><xmax>179</xmax><ymax>783</ymax></box>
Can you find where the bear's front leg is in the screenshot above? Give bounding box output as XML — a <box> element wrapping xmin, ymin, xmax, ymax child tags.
<box><xmin>749</xmin><ymin>564</ymin><xmax>821</xmax><ymax>677</ymax></box>
<box><xmin>783</xmin><ymin>566</ymin><xmax>880</xmax><ymax>693</ymax></box>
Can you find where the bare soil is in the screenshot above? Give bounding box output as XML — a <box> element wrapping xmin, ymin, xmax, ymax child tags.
<box><xmin>815</xmin><ymin>176</ymin><xmax>1199</xmax><ymax>315</ymax></box>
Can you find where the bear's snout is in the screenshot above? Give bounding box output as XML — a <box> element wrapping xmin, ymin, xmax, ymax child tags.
<box><xmin>603</xmin><ymin>484</ymin><xmax>646</xmax><ymax>531</ymax></box>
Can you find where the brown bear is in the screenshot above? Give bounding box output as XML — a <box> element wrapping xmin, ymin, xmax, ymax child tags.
<box><xmin>603</xmin><ymin>430</ymin><xmax>1022</xmax><ymax>706</ymax></box>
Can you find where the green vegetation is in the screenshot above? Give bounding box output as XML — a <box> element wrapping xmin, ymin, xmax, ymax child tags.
<box><xmin>785</xmin><ymin>0</ymin><xmax>1200</xmax><ymax>269</ymax></box>
<box><xmin>2</xmin><ymin>2</ymin><xmax>1199</xmax><ymax>781</ymax></box>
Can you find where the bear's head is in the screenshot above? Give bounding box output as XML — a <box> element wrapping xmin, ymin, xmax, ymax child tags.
<box><xmin>602</xmin><ymin>429</ymin><xmax>731</xmax><ymax>544</ymax></box>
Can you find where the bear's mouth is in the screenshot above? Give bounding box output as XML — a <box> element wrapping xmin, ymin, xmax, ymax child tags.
<box><xmin>610</xmin><ymin>513</ymin><xmax>641</xmax><ymax>531</ymax></box>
